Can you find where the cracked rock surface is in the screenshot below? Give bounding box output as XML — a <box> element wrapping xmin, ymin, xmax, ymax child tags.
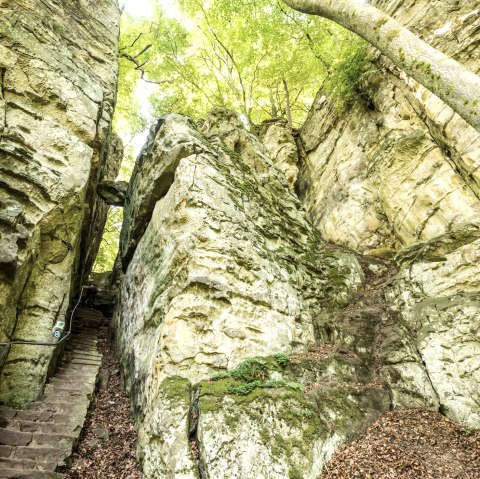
<box><xmin>297</xmin><ymin>0</ymin><xmax>480</xmax><ymax>255</ymax></box>
<box><xmin>297</xmin><ymin>0</ymin><xmax>480</xmax><ymax>431</ymax></box>
<box><xmin>112</xmin><ymin>110</ymin><xmax>391</xmax><ymax>478</ymax></box>
<box><xmin>0</xmin><ymin>0</ymin><xmax>121</xmax><ymax>407</ymax></box>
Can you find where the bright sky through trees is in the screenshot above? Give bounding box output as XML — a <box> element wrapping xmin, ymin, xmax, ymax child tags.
<box><xmin>94</xmin><ymin>0</ymin><xmax>372</xmax><ymax>272</ymax></box>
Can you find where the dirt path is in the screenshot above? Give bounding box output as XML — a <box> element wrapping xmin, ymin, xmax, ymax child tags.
<box><xmin>321</xmin><ymin>409</ymin><xmax>480</xmax><ymax>479</ymax></box>
<box><xmin>65</xmin><ymin>318</ymin><xmax>141</xmax><ymax>479</ymax></box>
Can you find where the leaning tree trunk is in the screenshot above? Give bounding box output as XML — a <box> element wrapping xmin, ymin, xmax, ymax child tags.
<box><xmin>283</xmin><ymin>79</ymin><xmax>293</xmax><ymax>130</ymax></box>
<box><xmin>282</xmin><ymin>0</ymin><xmax>480</xmax><ymax>133</ymax></box>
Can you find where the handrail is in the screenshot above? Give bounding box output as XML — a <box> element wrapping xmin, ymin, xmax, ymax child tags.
<box><xmin>0</xmin><ymin>286</ymin><xmax>85</xmax><ymax>349</ymax></box>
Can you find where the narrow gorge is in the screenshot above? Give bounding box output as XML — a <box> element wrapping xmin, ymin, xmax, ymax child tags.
<box><xmin>0</xmin><ymin>0</ymin><xmax>479</xmax><ymax>478</ymax></box>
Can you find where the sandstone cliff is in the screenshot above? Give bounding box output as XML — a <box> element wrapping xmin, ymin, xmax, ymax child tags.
<box><xmin>297</xmin><ymin>0</ymin><xmax>480</xmax><ymax>429</ymax></box>
<box><xmin>112</xmin><ymin>1</ymin><xmax>480</xmax><ymax>477</ymax></box>
<box><xmin>0</xmin><ymin>0</ymin><xmax>121</xmax><ymax>407</ymax></box>
<box><xmin>2</xmin><ymin>0</ymin><xmax>477</xmax><ymax>475</ymax></box>
<box><xmin>112</xmin><ymin>110</ymin><xmax>397</xmax><ymax>478</ymax></box>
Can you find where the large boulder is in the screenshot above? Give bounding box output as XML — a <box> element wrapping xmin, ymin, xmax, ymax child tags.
<box><xmin>296</xmin><ymin>0</ymin><xmax>480</xmax><ymax>430</ymax></box>
<box><xmin>112</xmin><ymin>110</ymin><xmax>393</xmax><ymax>478</ymax></box>
<box><xmin>298</xmin><ymin>0</ymin><xmax>480</xmax><ymax>254</ymax></box>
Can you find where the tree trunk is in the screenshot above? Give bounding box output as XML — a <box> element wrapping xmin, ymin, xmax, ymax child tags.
<box><xmin>283</xmin><ymin>79</ymin><xmax>293</xmax><ymax>130</ymax></box>
<box><xmin>270</xmin><ymin>88</ymin><xmax>278</xmax><ymax>118</ymax></box>
<box><xmin>282</xmin><ymin>0</ymin><xmax>480</xmax><ymax>133</ymax></box>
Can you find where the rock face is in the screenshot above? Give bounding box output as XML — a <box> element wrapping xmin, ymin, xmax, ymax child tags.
<box><xmin>383</xmin><ymin>225</ymin><xmax>480</xmax><ymax>427</ymax></box>
<box><xmin>97</xmin><ymin>179</ymin><xmax>128</xmax><ymax>207</ymax></box>
<box><xmin>297</xmin><ymin>0</ymin><xmax>480</xmax><ymax>429</ymax></box>
<box><xmin>0</xmin><ymin>0</ymin><xmax>121</xmax><ymax>407</ymax></box>
<box><xmin>113</xmin><ymin>110</ymin><xmax>394</xmax><ymax>478</ymax></box>
<box><xmin>298</xmin><ymin>0</ymin><xmax>480</xmax><ymax>255</ymax></box>
<box><xmin>259</xmin><ymin>118</ymin><xmax>299</xmax><ymax>188</ymax></box>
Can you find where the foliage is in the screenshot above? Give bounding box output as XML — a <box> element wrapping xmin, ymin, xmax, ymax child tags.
<box><xmin>93</xmin><ymin>207</ymin><xmax>123</xmax><ymax>273</ymax></box>
<box><xmin>230</xmin><ymin>357</ymin><xmax>270</xmax><ymax>382</ymax></box>
<box><xmin>116</xmin><ymin>0</ymin><xmax>371</xmax><ymax>133</ymax></box>
<box><xmin>210</xmin><ymin>356</ymin><xmax>303</xmax><ymax>396</ymax></box>
<box><xmin>274</xmin><ymin>352</ymin><xmax>290</xmax><ymax>368</ymax></box>
<box><xmin>94</xmin><ymin>1</ymin><xmax>372</xmax><ymax>272</ymax></box>
<box><xmin>323</xmin><ymin>39</ymin><xmax>372</xmax><ymax>112</ymax></box>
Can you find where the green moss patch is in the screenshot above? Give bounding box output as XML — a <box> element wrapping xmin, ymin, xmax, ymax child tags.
<box><xmin>160</xmin><ymin>376</ymin><xmax>191</xmax><ymax>406</ymax></box>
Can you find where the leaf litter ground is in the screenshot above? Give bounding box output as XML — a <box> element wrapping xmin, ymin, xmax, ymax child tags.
<box><xmin>321</xmin><ymin>408</ymin><xmax>480</xmax><ymax>479</ymax></box>
<box><xmin>65</xmin><ymin>320</ymin><xmax>141</xmax><ymax>479</ymax></box>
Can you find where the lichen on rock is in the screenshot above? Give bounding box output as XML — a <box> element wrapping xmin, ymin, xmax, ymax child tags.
<box><xmin>112</xmin><ymin>109</ymin><xmax>379</xmax><ymax>477</ymax></box>
<box><xmin>0</xmin><ymin>0</ymin><xmax>121</xmax><ymax>406</ymax></box>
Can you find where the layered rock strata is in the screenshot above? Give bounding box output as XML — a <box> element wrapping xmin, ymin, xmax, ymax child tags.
<box><xmin>0</xmin><ymin>0</ymin><xmax>121</xmax><ymax>406</ymax></box>
<box><xmin>297</xmin><ymin>0</ymin><xmax>480</xmax><ymax>254</ymax></box>
<box><xmin>297</xmin><ymin>0</ymin><xmax>480</xmax><ymax>429</ymax></box>
<box><xmin>113</xmin><ymin>110</ymin><xmax>393</xmax><ymax>478</ymax></box>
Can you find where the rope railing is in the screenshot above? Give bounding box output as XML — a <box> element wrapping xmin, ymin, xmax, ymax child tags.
<box><xmin>0</xmin><ymin>286</ymin><xmax>85</xmax><ymax>352</ymax></box>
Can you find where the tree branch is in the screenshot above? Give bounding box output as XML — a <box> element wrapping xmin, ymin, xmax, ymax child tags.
<box><xmin>282</xmin><ymin>0</ymin><xmax>480</xmax><ymax>132</ymax></box>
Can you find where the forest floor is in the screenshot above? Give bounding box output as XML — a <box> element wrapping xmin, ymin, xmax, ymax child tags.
<box><xmin>64</xmin><ymin>318</ymin><xmax>141</xmax><ymax>479</ymax></box>
<box><xmin>321</xmin><ymin>408</ymin><xmax>480</xmax><ymax>479</ymax></box>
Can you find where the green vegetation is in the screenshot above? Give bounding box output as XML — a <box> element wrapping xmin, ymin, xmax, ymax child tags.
<box><xmin>94</xmin><ymin>0</ymin><xmax>373</xmax><ymax>273</ymax></box>
<box><xmin>117</xmin><ymin>0</ymin><xmax>371</xmax><ymax>138</ymax></box>
<box><xmin>274</xmin><ymin>352</ymin><xmax>290</xmax><ymax>368</ymax></box>
<box><xmin>199</xmin><ymin>355</ymin><xmax>304</xmax><ymax>410</ymax></box>
<box><xmin>92</xmin><ymin>207</ymin><xmax>123</xmax><ymax>273</ymax></box>
<box><xmin>160</xmin><ymin>376</ymin><xmax>192</xmax><ymax>405</ymax></box>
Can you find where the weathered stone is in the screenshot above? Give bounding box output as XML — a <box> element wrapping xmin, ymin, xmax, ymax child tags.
<box><xmin>0</xmin><ymin>0</ymin><xmax>121</xmax><ymax>407</ymax></box>
<box><xmin>97</xmin><ymin>180</ymin><xmax>128</xmax><ymax>207</ymax></box>
<box><xmin>296</xmin><ymin>0</ymin><xmax>480</xmax><ymax>431</ymax></box>
<box><xmin>383</xmin><ymin>225</ymin><xmax>480</xmax><ymax>428</ymax></box>
<box><xmin>259</xmin><ymin>118</ymin><xmax>299</xmax><ymax>188</ymax></box>
<box><xmin>298</xmin><ymin>0</ymin><xmax>480</xmax><ymax>254</ymax></box>
<box><xmin>112</xmin><ymin>110</ymin><xmax>389</xmax><ymax>478</ymax></box>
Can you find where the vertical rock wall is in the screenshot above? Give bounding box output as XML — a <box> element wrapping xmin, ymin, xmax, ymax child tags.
<box><xmin>297</xmin><ymin>0</ymin><xmax>480</xmax><ymax>428</ymax></box>
<box><xmin>298</xmin><ymin>0</ymin><xmax>480</xmax><ymax>254</ymax></box>
<box><xmin>0</xmin><ymin>0</ymin><xmax>121</xmax><ymax>407</ymax></box>
<box><xmin>113</xmin><ymin>110</ymin><xmax>394</xmax><ymax>478</ymax></box>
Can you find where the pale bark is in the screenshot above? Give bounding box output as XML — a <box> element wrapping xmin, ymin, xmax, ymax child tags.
<box><xmin>282</xmin><ymin>0</ymin><xmax>480</xmax><ymax>133</ymax></box>
<box><xmin>283</xmin><ymin>79</ymin><xmax>293</xmax><ymax>129</ymax></box>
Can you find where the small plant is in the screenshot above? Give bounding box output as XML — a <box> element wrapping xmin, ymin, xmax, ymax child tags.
<box><xmin>229</xmin><ymin>379</ymin><xmax>290</xmax><ymax>395</ymax></box>
<box><xmin>208</xmin><ymin>356</ymin><xmax>304</xmax><ymax>396</ymax></box>
<box><xmin>230</xmin><ymin>358</ymin><xmax>269</xmax><ymax>382</ymax></box>
<box><xmin>303</xmin><ymin>408</ymin><xmax>314</xmax><ymax>418</ymax></box>
<box><xmin>274</xmin><ymin>353</ymin><xmax>290</xmax><ymax>368</ymax></box>
<box><xmin>324</xmin><ymin>38</ymin><xmax>374</xmax><ymax>112</ymax></box>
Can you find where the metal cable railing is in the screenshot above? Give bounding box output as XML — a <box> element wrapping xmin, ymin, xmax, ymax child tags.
<box><xmin>0</xmin><ymin>286</ymin><xmax>85</xmax><ymax>353</ymax></box>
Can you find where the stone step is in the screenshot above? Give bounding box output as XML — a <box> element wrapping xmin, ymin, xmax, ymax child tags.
<box><xmin>0</xmin><ymin>430</ymin><xmax>31</xmax><ymax>447</ymax></box>
<box><xmin>69</xmin><ymin>359</ymin><xmax>102</xmax><ymax>367</ymax></box>
<box><xmin>0</xmin><ymin>309</ymin><xmax>103</xmax><ymax>476</ymax></box>
<box><xmin>69</xmin><ymin>333</ymin><xmax>98</xmax><ymax>339</ymax></box>
<box><xmin>0</xmin><ymin>407</ymin><xmax>17</xmax><ymax>421</ymax></box>
<box><xmin>28</xmin><ymin>400</ymin><xmax>90</xmax><ymax>414</ymax></box>
<box><xmin>14</xmin><ymin>411</ymin><xmax>85</xmax><ymax>429</ymax></box>
<box><xmin>0</xmin><ymin>467</ymin><xmax>63</xmax><ymax>478</ymax></box>
<box><xmin>0</xmin><ymin>457</ymin><xmax>57</xmax><ymax>471</ymax></box>
<box><xmin>71</xmin><ymin>329</ymin><xmax>99</xmax><ymax>335</ymax></box>
<box><xmin>56</xmin><ymin>364</ymin><xmax>99</xmax><ymax>374</ymax></box>
<box><xmin>0</xmin><ymin>429</ymin><xmax>75</xmax><ymax>448</ymax></box>
<box><xmin>0</xmin><ymin>444</ymin><xmax>68</xmax><ymax>463</ymax></box>
<box><xmin>52</xmin><ymin>374</ymin><xmax>96</xmax><ymax>386</ymax></box>
<box><xmin>72</xmin><ymin>320</ymin><xmax>102</xmax><ymax>333</ymax></box>
<box><xmin>4</xmin><ymin>420</ymin><xmax>81</xmax><ymax>436</ymax></box>
<box><xmin>67</xmin><ymin>340</ymin><xmax>97</xmax><ymax>348</ymax></box>
<box><xmin>65</xmin><ymin>349</ymin><xmax>101</xmax><ymax>358</ymax></box>
<box><xmin>43</xmin><ymin>384</ymin><xmax>93</xmax><ymax>396</ymax></box>
<box><xmin>69</xmin><ymin>334</ymin><xmax>98</xmax><ymax>340</ymax></box>
<box><xmin>70</xmin><ymin>350</ymin><xmax>101</xmax><ymax>357</ymax></box>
